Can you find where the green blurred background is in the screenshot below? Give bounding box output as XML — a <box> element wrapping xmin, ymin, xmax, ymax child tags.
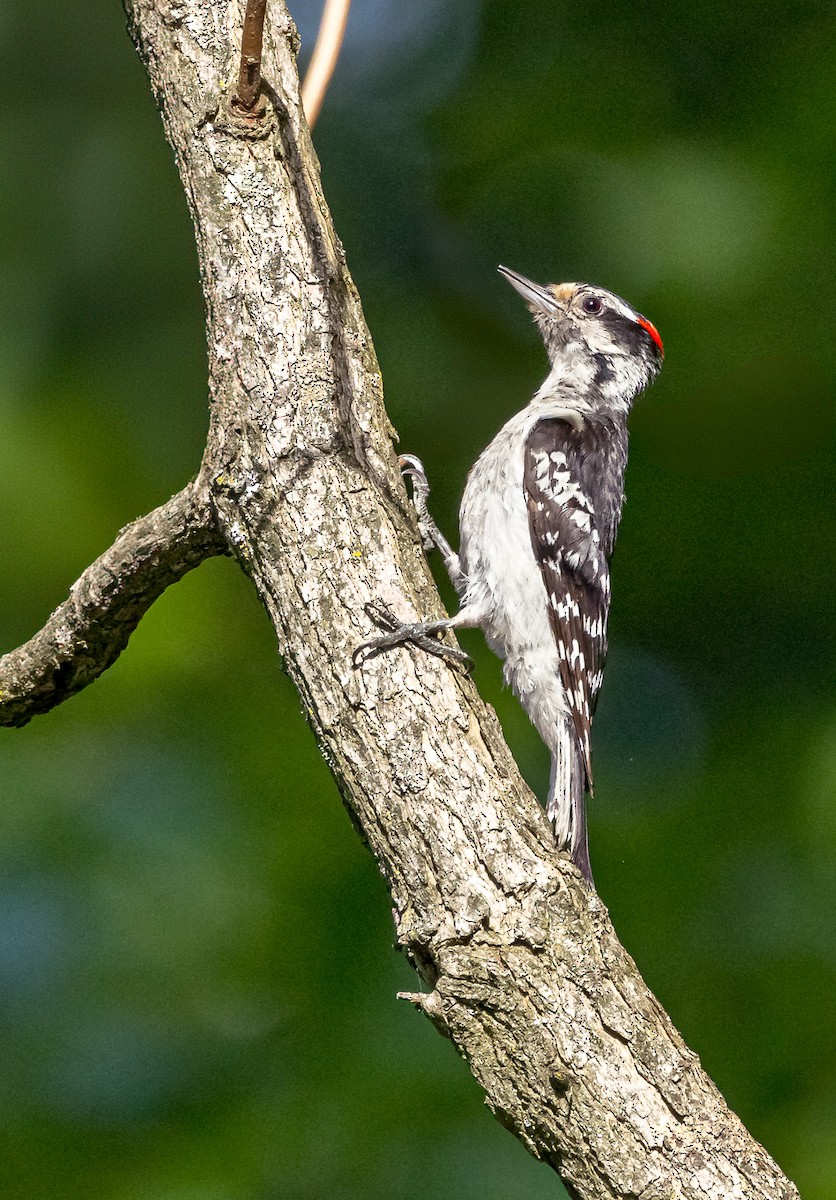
<box><xmin>1</xmin><ymin>0</ymin><xmax>835</xmax><ymax>1196</ymax></box>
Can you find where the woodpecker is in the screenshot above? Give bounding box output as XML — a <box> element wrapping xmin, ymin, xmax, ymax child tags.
<box><xmin>355</xmin><ymin>266</ymin><xmax>663</xmax><ymax>884</ymax></box>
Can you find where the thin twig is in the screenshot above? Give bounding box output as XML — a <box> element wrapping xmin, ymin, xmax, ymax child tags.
<box><xmin>233</xmin><ymin>0</ymin><xmax>268</xmax><ymax>111</ymax></box>
<box><xmin>301</xmin><ymin>0</ymin><xmax>351</xmax><ymax>128</ymax></box>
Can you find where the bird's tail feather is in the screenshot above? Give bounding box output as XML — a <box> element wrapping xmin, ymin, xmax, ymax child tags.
<box><xmin>547</xmin><ymin>720</ymin><xmax>593</xmax><ymax>886</ymax></box>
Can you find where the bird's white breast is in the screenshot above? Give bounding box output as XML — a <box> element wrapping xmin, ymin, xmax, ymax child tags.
<box><xmin>459</xmin><ymin>408</ymin><xmax>557</xmax><ymax>666</ymax></box>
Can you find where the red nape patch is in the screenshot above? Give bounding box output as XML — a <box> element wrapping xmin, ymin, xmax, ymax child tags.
<box><xmin>637</xmin><ymin>316</ymin><xmax>664</xmax><ymax>356</ymax></box>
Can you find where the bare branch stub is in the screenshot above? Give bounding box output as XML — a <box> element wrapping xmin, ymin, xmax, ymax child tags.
<box><xmin>0</xmin><ymin>482</ymin><xmax>225</xmax><ymax>727</ymax></box>
<box><xmin>233</xmin><ymin>0</ymin><xmax>268</xmax><ymax>113</ymax></box>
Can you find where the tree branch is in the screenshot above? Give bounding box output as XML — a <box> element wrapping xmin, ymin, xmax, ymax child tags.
<box><xmin>0</xmin><ymin>480</ymin><xmax>224</xmax><ymax>727</ymax></box>
<box><xmin>3</xmin><ymin>0</ymin><xmax>799</xmax><ymax>1195</ymax></box>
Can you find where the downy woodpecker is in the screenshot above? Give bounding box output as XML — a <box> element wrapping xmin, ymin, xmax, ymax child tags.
<box><xmin>356</xmin><ymin>266</ymin><xmax>664</xmax><ymax>884</ymax></box>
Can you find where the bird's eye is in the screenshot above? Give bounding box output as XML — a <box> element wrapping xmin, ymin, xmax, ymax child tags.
<box><xmin>581</xmin><ymin>296</ymin><xmax>603</xmax><ymax>315</ymax></box>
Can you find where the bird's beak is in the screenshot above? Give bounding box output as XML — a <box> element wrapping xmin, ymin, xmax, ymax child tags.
<box><xmin>498</xmin><ymin>265</ymin><xmax>560</xmax><ymax>314</ymax></box>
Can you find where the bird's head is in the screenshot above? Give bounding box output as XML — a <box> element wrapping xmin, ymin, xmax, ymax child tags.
<box><xmin>499</xmin><ymin>265</ymin><xmax>663</xmax><ymax>414</ymax></box>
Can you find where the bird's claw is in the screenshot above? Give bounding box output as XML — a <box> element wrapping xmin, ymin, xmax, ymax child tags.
<box><xmin>352</xmin><ymin>600</ymin><xmax>472</xmax><ymax>670</ymax></box>
<box><xmin>398</xmin><ymin>454</ymin><xmax>435</xmax><ymax>551</ymax></box>
<box><xmin>398</xmin><ymin>454</ymin><xmax>429</xmax><ymax>492</ymax></box>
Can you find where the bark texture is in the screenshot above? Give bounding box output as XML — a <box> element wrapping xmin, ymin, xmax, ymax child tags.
<box><xmin>0</xmin><ymin>1</ymin><xmax>799</xmax><ymax>1196</ymax></box>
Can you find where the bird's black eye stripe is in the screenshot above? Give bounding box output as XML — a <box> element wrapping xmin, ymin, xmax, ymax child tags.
<box><xmin>596</xmin><ymin>306</ymin><xmax>648</xmax><ymax>356</ymax></box>
<box><xmin>581</xmin><ymin>295</ymin><xmax>603</xmax><ymax>315</ymax></box>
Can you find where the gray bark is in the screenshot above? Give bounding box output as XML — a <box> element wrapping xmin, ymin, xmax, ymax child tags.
<box><xmin>0</xmin><ymin>1</ymin><xmax>799</xmax><ymax>1196</ymax></box>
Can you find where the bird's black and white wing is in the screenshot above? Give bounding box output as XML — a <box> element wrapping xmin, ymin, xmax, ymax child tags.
<box><xmin>523</xmin><ymin>418</ymin><xmax>610</xmax><ymax>793</ymax></box>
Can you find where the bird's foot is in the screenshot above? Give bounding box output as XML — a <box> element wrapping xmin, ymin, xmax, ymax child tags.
<box><xmin>352</xmin><ymin>600</ymin><xmax>472</xmax><ymax>669</ymax></box>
